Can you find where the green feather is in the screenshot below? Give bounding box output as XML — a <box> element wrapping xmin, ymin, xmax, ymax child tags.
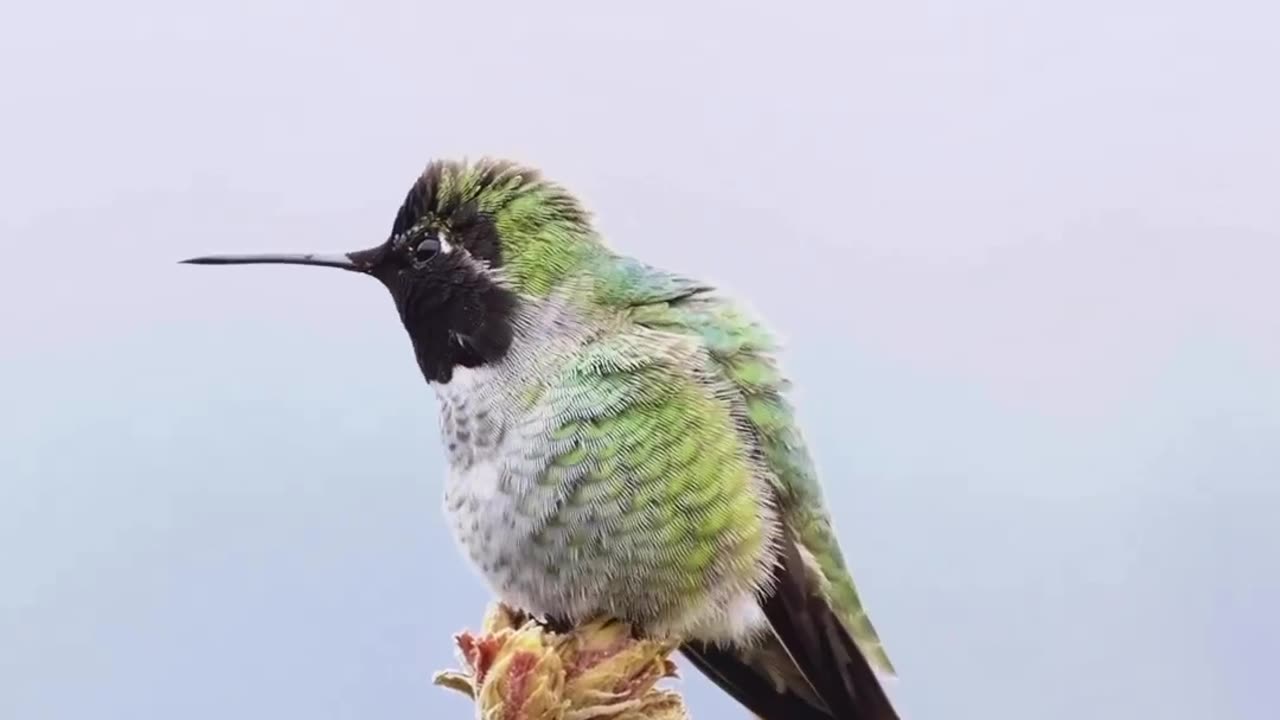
<box><xmin>553</xmin><ymin>331</ymin><xmax>770</xmax><ymax>593</ymax></box>
<box><xmin>593</xmin><ymin>254</ymin><xmax>897</xmax><ymax>676</ymax></box>
<box><xmin>427</xmin><ymin>159</ymin><xmax>601</xmax><ymax>295</ymax></box>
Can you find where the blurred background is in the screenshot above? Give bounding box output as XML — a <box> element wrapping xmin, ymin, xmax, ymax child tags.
<box><xmin>2</xmin><ymin>2</ymin><xmax>1278</xmax><ymax>718</ymax></box>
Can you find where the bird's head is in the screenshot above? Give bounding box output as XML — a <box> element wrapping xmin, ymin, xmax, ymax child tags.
<box><xmin>182</xmin><ymin>158</ymin><xmax>600</xmax><ymax>383</ymax></box>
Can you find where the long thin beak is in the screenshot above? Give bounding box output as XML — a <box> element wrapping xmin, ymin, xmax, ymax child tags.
<box><xmin>179</xmin><ymin>252</ymin><xmax>371</xmax><ymax>272</ymax></box>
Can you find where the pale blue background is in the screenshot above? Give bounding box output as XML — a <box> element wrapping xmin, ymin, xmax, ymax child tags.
<box><xmin>3</xmin><ymin>2</ymin><xmax>1278</xmax><ymax>719</ymax></box>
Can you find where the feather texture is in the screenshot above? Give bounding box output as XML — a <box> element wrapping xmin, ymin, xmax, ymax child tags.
<box><xmin>591</xmin><ymin>253</ymin><xmax>896</xmax><ymax>675</ymax></box>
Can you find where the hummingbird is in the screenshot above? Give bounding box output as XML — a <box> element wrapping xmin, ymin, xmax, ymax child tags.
<box><xmin>182</xmin><ymin>158</ymin><xmax>899</xmax><ymax>720</ymax></box>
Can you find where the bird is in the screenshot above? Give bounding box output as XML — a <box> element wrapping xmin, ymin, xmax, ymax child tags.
<box><xmin>182</xmin><ymin>158</ymin><xmax>900</xmax><ymax>720</ymax></box>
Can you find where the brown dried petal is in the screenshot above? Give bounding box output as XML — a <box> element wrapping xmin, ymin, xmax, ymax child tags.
<box><xmin>439</xmin><ymin>605</ymin><xmax>690</xmax><ymax>720</ymax></box>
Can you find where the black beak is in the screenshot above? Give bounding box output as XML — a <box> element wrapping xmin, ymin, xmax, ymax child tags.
<box><xmin>178</xmin><ymin>251</ymin><xmax>376</xmax><ymax>272</ymax></box>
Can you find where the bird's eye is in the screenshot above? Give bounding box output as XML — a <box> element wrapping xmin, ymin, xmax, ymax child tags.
<box><xmin>413</xmin><ymin>236</ymin><xmax>441</xmax><ymax>263</ymax></box>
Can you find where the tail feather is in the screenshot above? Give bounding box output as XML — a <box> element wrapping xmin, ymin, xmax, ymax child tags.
<box><xmin>764</xmin><ymin>529</ymin><xmax>898</xmax><ymax>719</ymax></box>
<box><xmin>680</xmin><ymin>641</ymin><xmax>831</xmax><ymax>720</ymax></box>
<box><xmin>680</xmin><ymin>531</ymin><xmax>899</xmax><ymax>720</ymax></box>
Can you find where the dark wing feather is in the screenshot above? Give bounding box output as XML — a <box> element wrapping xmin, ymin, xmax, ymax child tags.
<box><xmin>762</xmin><ymin>530</ymin><xmax>899</xmax><ymax>720</ymax></box>
<box><xmin>679</xmin><ymin>641</ymin><xmax>832</xmax><ymax>720</ymax></box>
<box><xmin>677</xmin><ymin>531</ymin><xmax>898</xmax><ymax>720</ymax></box>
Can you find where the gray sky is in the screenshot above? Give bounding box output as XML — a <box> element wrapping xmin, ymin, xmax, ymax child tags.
<box><xmin>2</xmin><ymin>2</ymin><xmax>1278</xmax><ymax>718</ymax></box>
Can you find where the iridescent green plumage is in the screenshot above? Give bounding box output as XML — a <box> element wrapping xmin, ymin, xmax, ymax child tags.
<box><xmin>592</xmin><ymin>254</ymin><xmax>896</xmax><ymax>675</ymax></box>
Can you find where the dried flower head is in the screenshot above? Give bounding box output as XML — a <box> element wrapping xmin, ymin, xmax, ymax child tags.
<box><xmin>434</xmin><ymin>604</ymin><xmax>691</xmax><ymax>720</ymax></box>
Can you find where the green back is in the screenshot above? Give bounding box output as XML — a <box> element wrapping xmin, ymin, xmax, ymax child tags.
<box><xmin>589</xmin><ymin>252</ymin><xmax>896</xmax><ymax>675</ymax></box>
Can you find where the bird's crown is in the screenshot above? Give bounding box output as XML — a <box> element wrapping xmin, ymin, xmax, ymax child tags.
<box><xmin>390</xmin><ymin>158</ymin><xmax>601</xmax><ymax>295</ymax></box>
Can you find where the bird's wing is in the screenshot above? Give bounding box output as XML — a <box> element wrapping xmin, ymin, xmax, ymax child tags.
<box><xmin>592</xmin><ymin>254</ymin><xmax>896</xmax><ymax>675</ymax></box>
<box><xmin>558</xmin><ymin>316</ymin><xmax>880</xmax><ymax>720</ymax></box>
